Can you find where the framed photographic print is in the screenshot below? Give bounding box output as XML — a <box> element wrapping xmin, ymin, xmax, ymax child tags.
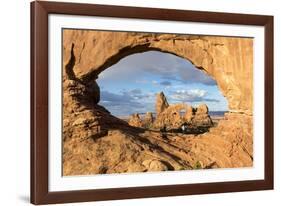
<box><xmin>30</xmin><ymin>1</ymin><xmax>274</xmax><ymax>204</ymax></box>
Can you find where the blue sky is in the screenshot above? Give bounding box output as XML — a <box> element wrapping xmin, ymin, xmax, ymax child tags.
<box><xmin>96</xmin><ymin>51</ymin><xmax>228</xmax><ymax>116</ymax></box>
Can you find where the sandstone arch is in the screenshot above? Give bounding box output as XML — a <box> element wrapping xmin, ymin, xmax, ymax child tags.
<box><xmin>62</xmin><ymin>30</ymin><xmax>254</xmax><ymax>175</ymax></box>
<box><xmin>63</xmin><ymin>29</ymin><xmax>253</xmax><ymax>115</ymax></box>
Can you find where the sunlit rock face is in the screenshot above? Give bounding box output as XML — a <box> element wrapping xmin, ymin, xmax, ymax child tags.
<box><xmin>143</xmin><ymin>112</ymin><xmax>154</xmax><ymax>128</ymax></box>
<box><xmin>128</xmin><ymin>113</ymin><xmax>142</xmax><ymax>128</ymax></box>
<box><xmin>153</xmin><ymin>92</ymin><xmax>213</xmax><ymax>130</ymax></box>
<box><xmin>155</xmin><ymin>92</ymin><xmax>169</xmax><ymax>117</ymax></box>
<box><xmin>192</xmin><ymin>104</ymin><xmax>213</xmax><ymax>127</ymax></box>
<box><xmin>63</xmin><ymin>30</ymin><xmax>253</xmax><ymax>114</ymax></box>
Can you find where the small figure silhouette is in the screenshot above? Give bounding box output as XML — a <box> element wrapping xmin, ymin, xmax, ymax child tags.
<box><xmin>181</xmin><ymin>122</ymin><xmax>188</xmax><ymax>134</ymax></box>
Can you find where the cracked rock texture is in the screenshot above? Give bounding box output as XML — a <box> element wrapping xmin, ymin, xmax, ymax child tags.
<box><xmin>62</xmin><ymin>30</ymin><xmax>253</xmax><ymax>176</ymax></box>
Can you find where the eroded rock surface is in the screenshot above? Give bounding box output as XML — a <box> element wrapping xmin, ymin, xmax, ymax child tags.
<box><xmin>63</xmin><ymin>79</ymin><xmax>128</xmax><ymax>144</ymax></box>
<box><xmin>128</xmin><ymin>113</ymin><xmax>142</xmax><ymax>128</ymax></box>
<box><xmin>192</xmin><ymin>104</ymin><xmax>213</xmax><ymax>127</ymax></box>
<box><xmin>143</xmin><ymin>112</ymin><xmax>154</xmax><ymax>128</ymax></box>
<box><xmin>63</xmin><ymin>30</ymin><xmax>253</xmax><ymax>114</ymax></box>
<box><xmin>184</xmin><ymin>105</ymin><xmax>194</xmax><ymax>122</ymax></box>
<box><xmin>154</xmin><ymin>103</ymin><xmax>189</xmax><ymax>129</ymax></box>
<box><xmin>153</xmin><ymin>92</ymin><xmax>213</xmax><ymax>130</ymax></box>
<box><xmin>155</xmin><ymin>92</ymin><xmax>169</xmax><ymax>116</ymax></box>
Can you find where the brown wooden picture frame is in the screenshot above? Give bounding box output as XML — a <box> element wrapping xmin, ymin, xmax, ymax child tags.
<box><xmin>30</xmin><ymin>1</ymin><xmax>274</xmax><ymax>205</ymax></box>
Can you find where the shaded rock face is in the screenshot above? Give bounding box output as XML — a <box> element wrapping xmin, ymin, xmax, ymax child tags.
<box><xmin>64</xmin><ymin>79</ymin><xmax>100</xmax><ymax>106</ymax></box>
<box><xmin>63</xmin><ymin>30</ymin><xmax>253</xmax><ymax>114</ymax></box>
<box><xmin>63</xmin><ymin>78</ymin><xmax>128</xmax><ymax>143</ymax></box>
<box><xmin>155</xmin><ymin>92</ymin><xmax>169</xmax><ymax>116</ymax></box>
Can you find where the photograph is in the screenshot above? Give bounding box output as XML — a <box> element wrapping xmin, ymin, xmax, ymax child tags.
<box><xmin>29</xmin><ymin>1</ymin><xmax>274</xmax><ymax>204</ymax></box>
<box><xmin>62</xmin><ymin>29</ymin><xmax>253</xmax><ymax>176</ymax></box>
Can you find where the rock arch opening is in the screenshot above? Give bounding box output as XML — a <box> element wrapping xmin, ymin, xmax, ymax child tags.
<box><xmin>96</xmin><ymin>51</ymin><xmax>228</xmax><ymax>132</ymax></box>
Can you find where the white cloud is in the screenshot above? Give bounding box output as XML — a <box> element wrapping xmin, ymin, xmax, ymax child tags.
<box><xmin>152</xmin><ymin>80</ymin><xmax>158</xmax><ymax>85</ymax></box>
<box><xmin>99</xmin><ymin>89</ymin><xmax>155</xmax><ymax>116</ymax></box>
<box><xmin>170</xmin><ymin>89</ymin><xmax>219</xmax><ymax>103</ymax></box>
